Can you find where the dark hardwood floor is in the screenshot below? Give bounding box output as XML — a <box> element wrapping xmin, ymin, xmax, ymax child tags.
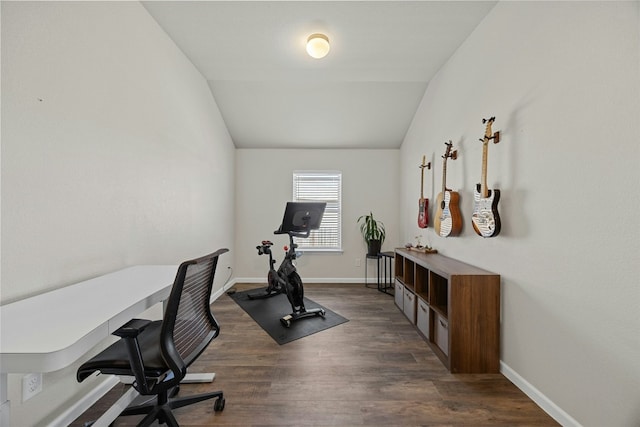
<box><xmin>70</xmin><ymin>283</ymin><xmax>558</xmax><ymax>426</ymax></box>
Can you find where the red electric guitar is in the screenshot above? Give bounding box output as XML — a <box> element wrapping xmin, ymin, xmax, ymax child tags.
<box><xmin>472</xmin><ymin>116</ymin><xmax>501</xmax><ymax>237</ymax></box>
<box><xmin>434</xmin><ymin>141</ymin><xmax>462</xmax><ymax>237</ymax></box>
<box><xmin>418</xmin><ymin>155</ymin><xmax>431</xmax><ymax>228</ymax></box>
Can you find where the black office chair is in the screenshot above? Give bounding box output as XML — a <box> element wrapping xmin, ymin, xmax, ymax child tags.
<box><xmin>77</xmin><ymin>248</ymin><xmax>229</xmax><ymax>427</ymax></box>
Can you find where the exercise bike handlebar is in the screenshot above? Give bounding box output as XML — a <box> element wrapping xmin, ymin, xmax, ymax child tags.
<box><xmin>274</xmin><ymin>229</ymin><xmax>310</xmax><ymax>239</ymax></box>
<box><xmin>256</xmin><ymin>241</ymin><xmax>273</xmax><ymax>256</ymax></box>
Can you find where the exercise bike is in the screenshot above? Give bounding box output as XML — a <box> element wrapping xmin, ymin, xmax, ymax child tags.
<box><xmin>251</xmin><ymin>202</ymin><xmax>327</xmax><ymax>328</ymax></box>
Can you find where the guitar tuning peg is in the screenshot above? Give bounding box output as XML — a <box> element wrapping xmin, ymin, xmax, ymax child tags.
<box><xmin>427</xmin><ymin>162</ymin><xmax>431</xmax><ymax>170</ymax></box>
<box><xmin>451</xmin><ymin>150</ymin><xmax>458</xmax><ymax>160</ymax></box>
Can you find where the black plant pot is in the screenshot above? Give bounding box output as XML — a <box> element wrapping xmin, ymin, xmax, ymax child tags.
<box><xmin>367</xmin><ymin>239</ymin><xmax>381</xmax><ymax>256</ymax></box>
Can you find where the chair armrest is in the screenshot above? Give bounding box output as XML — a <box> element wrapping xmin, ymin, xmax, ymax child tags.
<box><xmin>113</xmin><ymin>318</ymin><xmax>152</xmax><ymax>338</ymax></box>
<box><xmin>112</xmin><ymin>318</ymin><xmax>154</xmax><ymax>394</ymax></box>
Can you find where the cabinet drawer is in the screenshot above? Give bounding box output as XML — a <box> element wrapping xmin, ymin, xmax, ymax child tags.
<box><xmin>403</xmin><ymin>288</ymin><xmax>416</xmax><ymax>324</ymax></box>
<box><xmin>394</xmin><ymin>280</ymin><xmax>404</xmax><ymax>309</ymax></box>
<box><xmin>434</xmin><ymin>313</ymin><xmax>449</xmax><ymax>356</ymax></box>
<box><xmin>417</xmin><ymin>298</ymin><xmax>429</xmax><ymax>339</ymax></box>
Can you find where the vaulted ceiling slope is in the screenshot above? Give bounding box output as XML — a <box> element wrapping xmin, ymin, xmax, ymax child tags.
<box><xmin>142</xmin><ymin>1</ymin><xmax>496</xmax><ymax>149</ymax></box>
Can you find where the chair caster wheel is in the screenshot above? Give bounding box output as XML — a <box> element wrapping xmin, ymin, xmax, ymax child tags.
<box><xmin>169</xmin><ymin>385</ymin><xmax>180</xmax><ymax>397</ymax></box>
<box><xmin>214</xmin><ymin>397</ymin><xmax>225</xmax><ymax>412</ymax></box>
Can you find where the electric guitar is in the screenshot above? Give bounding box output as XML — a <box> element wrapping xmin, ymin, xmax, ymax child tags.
<box><xmin>418</xmin><ymin>155</ymin><xmax>431</xmax><ymax>228</ymax></box>
<box><xmin>472</xmin><ymin>116</ymin><xmax>501</xmax><ymax>237</ymax></box>
<box><xmin>434</xmin><ymin>141</ymin><xmax>462</xmax><ymax>237</ymax></box>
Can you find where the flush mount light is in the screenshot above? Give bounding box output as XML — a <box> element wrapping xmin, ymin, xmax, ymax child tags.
<box><xmin>306</xmin><ymin>33</ymin><xmax>330</xmax><ymax>59</ymax></box>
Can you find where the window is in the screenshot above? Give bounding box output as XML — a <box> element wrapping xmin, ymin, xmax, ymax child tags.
<box><xmin>292</xmin><ymin>171</ymin><xmax>342</xmax><ymax>251</ymax></box>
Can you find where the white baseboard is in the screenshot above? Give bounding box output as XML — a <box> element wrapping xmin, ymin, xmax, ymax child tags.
<box><xmin>212</xmin><ymin>277</ymin><xmax>366</xmax><ymax>303</ymax></box>
<box><xmin>500</xmin><ymin>361</ymin><xmax>581</xmax><ymax>427</ymax></box>
<box><xmin>46</xmin><ymin>376</ymin><xmax>119</xmax><ymax>427</ymax></box>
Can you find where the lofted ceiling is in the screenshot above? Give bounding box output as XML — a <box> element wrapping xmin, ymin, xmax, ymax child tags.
<box><xmin>142</xmin><ymin>1</ymin><xmax>496</xmax><ymax>149</ymax></box>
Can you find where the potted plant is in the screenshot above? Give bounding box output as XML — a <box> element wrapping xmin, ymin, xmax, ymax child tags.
<box><xmin>357</xmin><ymin>212</ymin><xmax>386</xmax><ymax>256</ymax></box>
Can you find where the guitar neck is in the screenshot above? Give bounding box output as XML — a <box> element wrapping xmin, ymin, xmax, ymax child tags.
<box><xmin>420</xmin><ymin>155</ymin><xmax>426</xmax><ymax>198</ymax></box>
<box><xmin>479</xmin><ymin>117</ymin><xmax>498</xmax><ymax>199</ymax></box>
<box><xmin>480</xmin><ymin>141</ymin><xmax>489</xmax><ymax>198</ymax></box>
<box><xmin>441</xmin><ymin>158</ymin><xmax>448</xmax><ymax>194</ymax></box>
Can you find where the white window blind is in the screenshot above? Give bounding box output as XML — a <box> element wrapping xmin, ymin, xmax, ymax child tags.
<box><xmin>292</xmin><ymin>171</ymin><xmax>342</xmax><ymax>251</ymax></box>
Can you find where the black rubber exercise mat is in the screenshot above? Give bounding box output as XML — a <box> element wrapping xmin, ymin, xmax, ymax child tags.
<box><xmin>228</xmin><ymin>288</ymin><xmax>348</xmax><ymax>345</ymax></box>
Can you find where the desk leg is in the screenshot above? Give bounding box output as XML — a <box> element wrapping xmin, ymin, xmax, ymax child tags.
<box><xmin>120</xmin><ymin>372</ymin><xmax>215</xmax><ymax>385</ymax></box>
<box><xmin>183</xmin><ymin>373</ymin><xmax>215</xmax><ymax>383</ymax></box>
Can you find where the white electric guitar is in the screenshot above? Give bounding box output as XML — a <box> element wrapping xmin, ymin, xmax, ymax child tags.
<box><xmin>471</xmin><ymin>116</ymin><xmax>501</xmax><ymax>237</ymax></box>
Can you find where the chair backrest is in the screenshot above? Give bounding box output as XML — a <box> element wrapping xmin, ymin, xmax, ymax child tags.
<box><xmin>160</xmin><ymin>248</ymin><xmax>228</xmax><ymax>380</ymax></box>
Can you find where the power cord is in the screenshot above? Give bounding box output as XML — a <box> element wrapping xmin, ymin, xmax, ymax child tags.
<box><xmin>224</xmin><ymin>267</ymin><xmax>236</xmax><ymax>295</ymax></box>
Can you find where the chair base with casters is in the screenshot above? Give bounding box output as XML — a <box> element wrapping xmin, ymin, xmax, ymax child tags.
<box><xmin>77</xmin><ymin>249</ymin><xmax>228</xmax><ymax>427</ymax></box>
<box><xmin>113</xmin><ymin>375</ymin><xmax>225</xmax><ymax>426</ymax></box>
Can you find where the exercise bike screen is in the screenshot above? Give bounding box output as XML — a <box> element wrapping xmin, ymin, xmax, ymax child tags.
<box><xmin>279</xmin><ymin>202</ymin><xmax>326</xmax><ymax>232</ymax></box>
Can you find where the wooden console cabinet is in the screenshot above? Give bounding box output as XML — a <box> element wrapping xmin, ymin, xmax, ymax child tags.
<box><xmin>394</xmin><ymin>248</ymin><xmax>500</xmax><ymax>373</ymax></box>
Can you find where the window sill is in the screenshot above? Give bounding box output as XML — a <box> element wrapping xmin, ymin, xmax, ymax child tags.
<box><xmin>297</xmin><ymin>248</ymin><xmax>344</xmax><ymax>254</ymax></box>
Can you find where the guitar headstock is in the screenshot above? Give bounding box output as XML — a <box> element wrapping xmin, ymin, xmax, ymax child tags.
<box><xmin>442</xmin><ymin>141</ymin><xmax>457</xmax><ymax>160</ymax></box>
<box><xmin>480</xmin><ymin>116</ymin><xmax>500</xmax><ymax>144</ymax></box>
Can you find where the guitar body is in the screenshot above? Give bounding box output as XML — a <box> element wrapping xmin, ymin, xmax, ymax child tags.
<box><xmin>418</xmin><ymin>197</ymin><xmax>428</xmax><ymax>228</ymax></box>
<box><xmin>434</xmin><ymin>190</ymin><xmax>462</xmax><ymax>237</ymax></box>
<box><xmin>471</xmin><ymin>183</ymin><xmax>501</xmax><ymax>237</ymax></box>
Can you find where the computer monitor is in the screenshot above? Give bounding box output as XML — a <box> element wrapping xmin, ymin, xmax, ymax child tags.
<box><xmin>277</xmin><ymin>202</ymin><xmax>326</xmax><ymax>233</ymax></box>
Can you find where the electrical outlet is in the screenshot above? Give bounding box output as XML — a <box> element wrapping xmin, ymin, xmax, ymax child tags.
<box><xmin>355</xmin><ymin>258</ymin><xmax>361</xmax><ymax>267</ymax></box>
<box><xmin>22</xmin><ymin>373</ymin><xmax>42</xmax><ymax>402</ymax></box>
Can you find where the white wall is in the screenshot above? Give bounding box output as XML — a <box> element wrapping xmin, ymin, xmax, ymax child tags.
<box><xmin>1</xmin><ymin>2</ymin><xmax>235</xmax><ymax>425</ymax></box>
<box><xmin>235</xmin><ymin>149</ymin><xmax>399</xmax><ymax>282</ymax></box>
<box><xmin>400</xmin><ymin>2</ymin><xmax>640</xmax><ymax>426</ymax></box>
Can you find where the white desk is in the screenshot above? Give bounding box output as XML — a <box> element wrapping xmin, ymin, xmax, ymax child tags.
<box><xmin>0</xmin><ymin>265</ymin><xmax>178</xmax><ymax>425</ymax></box>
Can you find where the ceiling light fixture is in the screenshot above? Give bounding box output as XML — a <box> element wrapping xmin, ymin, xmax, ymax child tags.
<box><xmin>306</xmin><ymin>33</ymin><xmax>330</xmax><ymax>59</ymax></box>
